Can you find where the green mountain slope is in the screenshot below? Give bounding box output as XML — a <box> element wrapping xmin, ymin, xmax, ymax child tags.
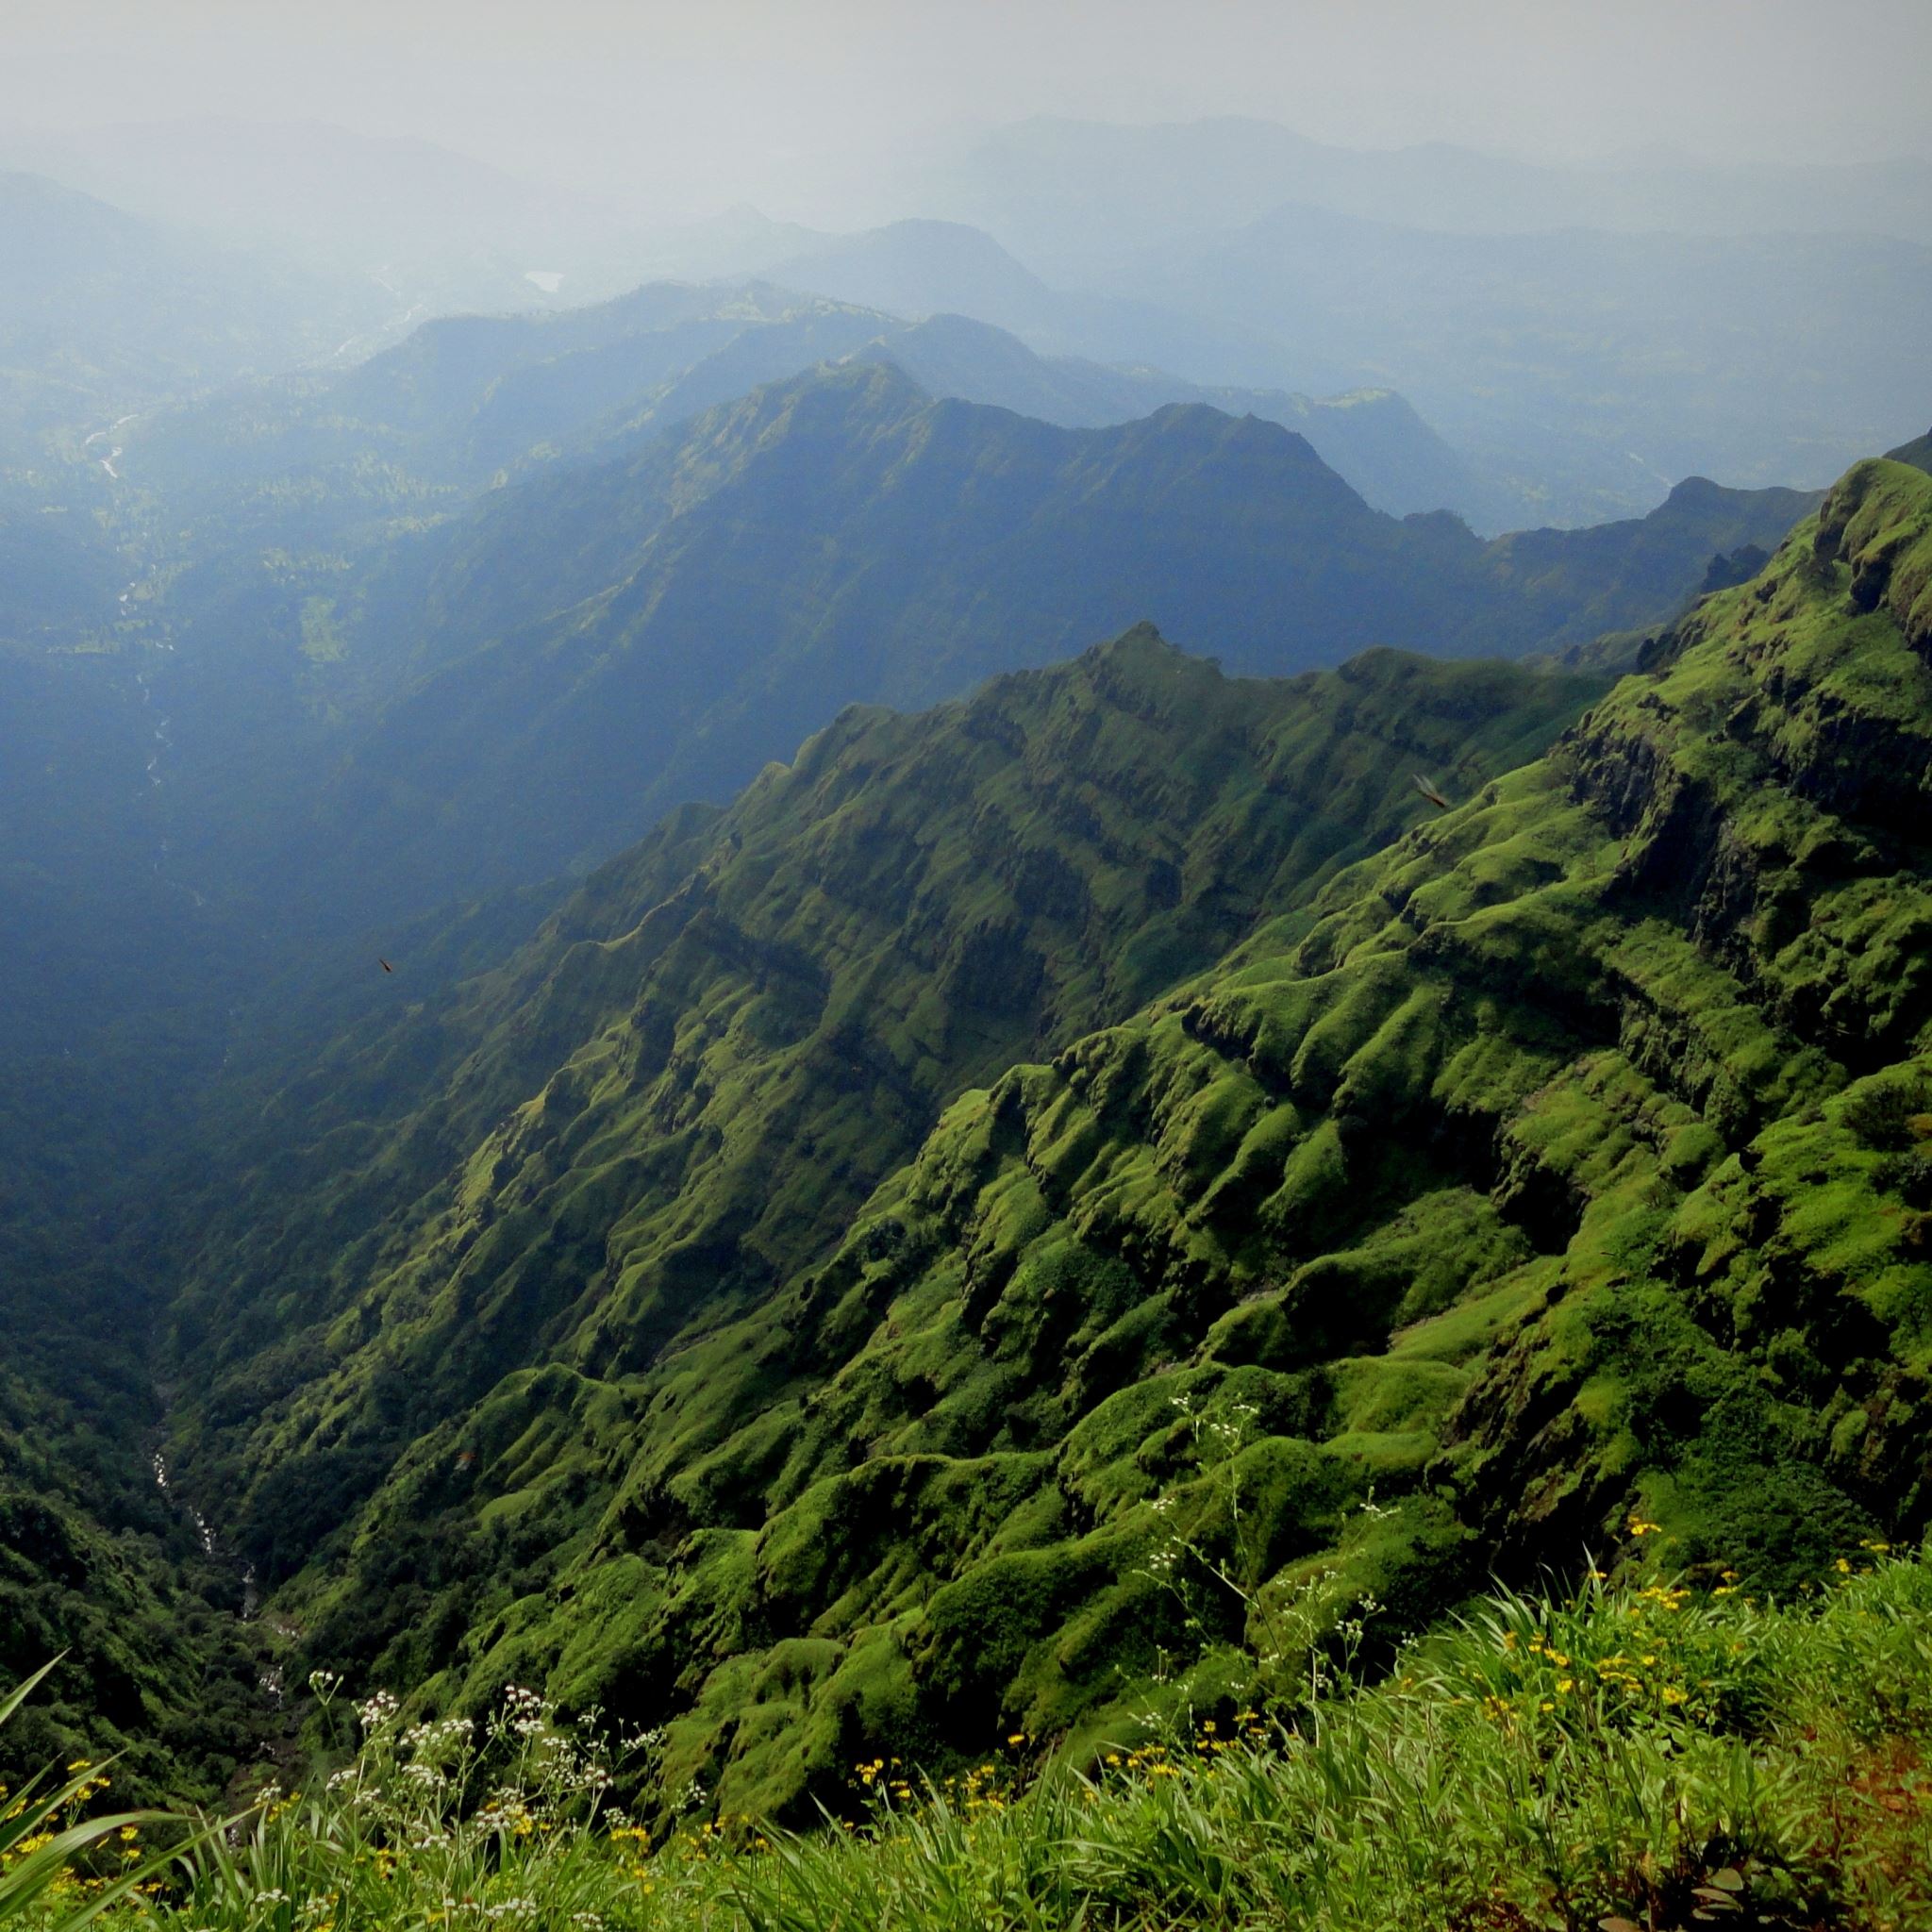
<box><xmin>157</xmin><ymin>457</ymin><xmax>1931</xmax><ymax>1824</ymax></box>
<box><xmin>0</xmin><ymin>1324</ymin><xmax>258</xmax><ymax>1804</ymax></box>
<box><xmin>161</xmin><ymin>636</ymin><xmax>1599</xmax><ymax>1559</ymax></box>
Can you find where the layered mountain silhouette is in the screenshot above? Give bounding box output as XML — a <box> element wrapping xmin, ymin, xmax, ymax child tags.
<box><xmin>851</xmin><ymin>312</ymin><xmax>1496</xmax><ymax>523</ymax></box>
<box><xmin>285</xmin><ymin>362</ymin><xmax>1812</xmax><ymax>914</ymax></box>
<box><xmin>0</xmin><ymin>169</ymin><xmax>375</xmax><ymax>444</ymax></box>
<box><xmin>121</xmin><ymin>278</ymin><xmax>1493</xmax><ymax>526</ymax></box>
<box><xmin>1085</xmin><ymin>203</ymin><xmax>1932</xmax><ymax>519</ymax></box>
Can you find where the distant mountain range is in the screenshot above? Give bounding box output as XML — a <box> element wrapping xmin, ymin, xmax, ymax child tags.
<box><xmin>10</xmin><ymin>121</ymin><xmax>1925</xmax><ymax>530</ymax></box>
<box><xmin>262</xmin><ymin>361</ymin><xmax>1811</xmax><ymax>918</ymax></box>
<box><xmin>119</xmin><ymin>277</ymin><xmax>1508</xmax><ymax>529</ymax></box>
<box><xmin>752</xmin><ymin>207</ymin><xmax>1932</xmax><ymax>525</ymax></box>
<box><xmin>5</xmin><ymin>283</ymin><xmax>1823</xmax><ymax>981</ymax></box>
<box><xmin>0</xmin><ymin>169</ymin><xmax>381</xmax><ymax>452</ymax></box>
<box><xmin>912</xmin><ymin>115</ymin><xmax>1932</xmax><ymax>268</ymax></box>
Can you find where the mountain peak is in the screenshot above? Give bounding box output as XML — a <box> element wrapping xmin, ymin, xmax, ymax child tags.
<box><xmin>1886</xmin><ymin>426</ymin><xmax>1932</xmax><ymax>475</ymax></box>
<box><xmin>1662</xmin><ymin>474</ymin><xmax>1724</xmax><ymax>503</ymax></box>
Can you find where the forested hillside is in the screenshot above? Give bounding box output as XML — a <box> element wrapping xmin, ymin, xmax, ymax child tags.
<box><xmin>0</xmin><ymin>145</ymin><xmax>1919</xmax><ymax>1857</ymax></box>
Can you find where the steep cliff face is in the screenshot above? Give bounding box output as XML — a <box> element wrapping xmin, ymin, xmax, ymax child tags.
<box><xmin>159</xmin><ymin>461</ymin><xmax>1932</xmax><ymax>1825</ymax></box>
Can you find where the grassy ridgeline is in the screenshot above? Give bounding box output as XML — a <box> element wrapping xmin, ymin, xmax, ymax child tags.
<box><xmin>15</xmin><ymin>1551</ymin><xmax>1931</xmax><ymax>1931</ymax></box>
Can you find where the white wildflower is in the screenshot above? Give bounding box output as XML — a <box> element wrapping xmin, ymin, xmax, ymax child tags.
<box><xmin>358</xmin><ymin>1690</ymin><xmax>400</xmax><ymax>1730</ymax></box>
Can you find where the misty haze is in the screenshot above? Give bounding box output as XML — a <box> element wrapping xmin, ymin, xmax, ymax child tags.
<box><xmin>2</xmin><ymin>3</ymin><xmax>1930</xmax><ymax>1927</ymax></box>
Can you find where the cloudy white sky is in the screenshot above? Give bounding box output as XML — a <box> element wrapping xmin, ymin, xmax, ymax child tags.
<box><xmin>3</xmin><ymin>0</ymin><xmax>1928</xmax><ymax>219</ymax></box>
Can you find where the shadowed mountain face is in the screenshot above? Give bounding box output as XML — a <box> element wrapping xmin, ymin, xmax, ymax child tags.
<box><xmin>118</xmin><ymin>283</ymin><xmax>903</xmax><ymax>527</ymax></box>
<box><xmin>1479</xmin><ymin>475</ymin><xmax>1824</xmax><ymax>645</ymax></box>
<box><xmin>0</xmin><ymin>499</ymin><xmax>122</xmax><ymax>635</ymax></box>
<box><xmin>852</xmin><ymin>311</ymin><xmax>1502</xmax><ymax>525</ymax></box>
<box><xmin>117</xmin><ymin>279</ymin><xmax>1493</xmax><ymax>529</ymax></box>
<box><xmin>147</xmin><ymin>458</ymin><xmax>1932</xmax><ymax>1824</ymax></box>
<box><xmin>68</xmin><ymin>357</ymin><xmax>1809</xmax><ymax>939</ymax></box>
<box><xmin>277</xmin><ymin>362</ymin><xmax>1809</xmax><ymax>916</ymax></box>
<box><xmin>684</xmin><ymin>197</ymin><xmax>1932</xmax><ymax>525</ymax></box>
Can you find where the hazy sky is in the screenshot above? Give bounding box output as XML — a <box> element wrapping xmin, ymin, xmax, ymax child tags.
<box><xmin>4</xmin><ymin>0</ymin><xmax>1930</xmax><ymax>219</ymax></box>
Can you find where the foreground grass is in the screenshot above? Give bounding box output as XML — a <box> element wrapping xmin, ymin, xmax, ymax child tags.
<box><xmin>9</xmin><ymin>1550</ymin><xmax>1932</xmax><ymax>1931</ymax></box>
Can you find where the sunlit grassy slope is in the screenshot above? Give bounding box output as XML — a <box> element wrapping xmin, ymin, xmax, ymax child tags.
<box><xmin>160</xmin><ymin>635</ymin><xmax>1601</xmax><ymax>1537</ymax></box>
<box><xmin>152</xmin><ymin>457</ymin><xmax>1932</xmax><ymax>1825</ymax></box>
<box><xmin>19</xmin><ymin>1553</ymin><xmax>1932</xmax><ymax>1932</ymax></box>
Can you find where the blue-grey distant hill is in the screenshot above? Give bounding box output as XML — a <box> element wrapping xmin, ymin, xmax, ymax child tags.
<box><xmin>729</xmin><ymin>204</ymin><xmax>1932</xmax><ymax>525</ymax></box>
<box><xmin>281</xmin><ymin>360</ymin><xmax>1813</xmax><ymax>913</ymax></box>
<box><xmin>0</xmin><ymin>169</ymin><xmax>375</xmax><ymax>448</ymax></box>
<box><xmin>1081</xmin><ymin>202</ymin><xmax>1932</xmax><ymax>523</ymax></box>
<box><xmin>918</xmin><ymin>115</ymin><xmax>1932</xmax><ymax>265</ymax></box>
<box><xmin>1890</xmin><ymin>426</ymin><xmax>1932</xmax><ymax>475</ymax></box>
<box><xmin>120</xmin><ymin>277</ymin><xmax>1512</xmax><ymax>528</ymax></box>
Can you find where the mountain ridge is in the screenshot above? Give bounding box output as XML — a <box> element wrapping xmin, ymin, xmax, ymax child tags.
<box><xmin>277</xmin><ymin>360</ymin><xmax>1812</xmax><ymax>917</ymax></box>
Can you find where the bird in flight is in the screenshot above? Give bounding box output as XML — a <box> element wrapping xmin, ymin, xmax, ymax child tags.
<box><xmin>1412</xmin><ymin>774</ymin><xmax>1452</xmax><ymax>810</ymax></box>
<box><xmin>379</xmin><ymin>958</ymin><xmax>393</xmax><ymax>973</ymax></box>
